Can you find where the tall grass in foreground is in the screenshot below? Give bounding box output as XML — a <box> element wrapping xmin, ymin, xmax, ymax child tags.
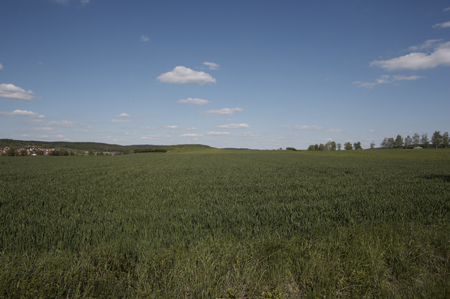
<box><xmin>1</xmin><ymin>150</ymin><xmax>449</xmax><ymax>298</ymax></box>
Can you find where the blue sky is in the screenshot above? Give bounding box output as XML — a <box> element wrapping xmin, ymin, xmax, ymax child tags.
<box><xmin>1</xmin><ymin>0</ymin><xmax>449</xmax><ymax>149</ymax></box>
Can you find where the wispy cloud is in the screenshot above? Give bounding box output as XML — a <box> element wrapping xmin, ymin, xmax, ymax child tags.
<box><xmin>27</xmin><ymin>127</ymin><xmax>54</xmax><ymax>132</ymax></box>
<box><xmin>177</xmin><ymin>97</ymin><xmax>210</xmax><ymax>105</ymax></box>
<box><xmin>205</xmin><ymin>131</ymin><xmax>230</xmax><ymax>136</ymax></box>
<box><xmin>163</xmin><ymin>125</ymin><xmax>196</xmax><ymax>130</ymax></box>
<box><xmin>0</xmin><ymin>109</ymin><xmax>45</xmax><ymax>118</ymax></box>
<box><xmin>353</xmin><ymin>74</ymin><xmax>424</xmax><ymax>88</ymax></box>
<box><xmin>408</xmin><ymin>39</ymin><xmax>443</xmax><ymax>51</ymax></box>
<box><xmin>141</xmin><ymin>35</ymin><xmax>150</xmax><ymax>42</ymax></box>
<box><xmin>116</xmin><ymin>113</ymin><xmax>131</xmax><ymax>117</ymax></box>
<box><xmin>370</xmin><ymin>41</ymin><xmax>450</xmax><ymax>70</ymax></box>
<box><xmin>157</xmin><ymin>66</ymin><xmax>216</xmax><ymax>85</ymax></box>
<box><xmin>217</xmin><ymin>123</ymin><xmax>250</xmax><ymax>129</ymax></box>
<box><xmin>444</xmin><ymin>7</ymin><xmax>450</xmax><ymax>12</ymax></box>
<box><xmin>111</xmin><ymin>119</ymin><xmax>132</xmax><ymax>123</ymax></box>
<box><xmin>433</xmin><ymin>21</ymin><xmax>450</xmax><ymax>28</ymax></box>
<box><xmin>203</xmin><ymin>62</ymin><xmax>219</xmax><ymax>70</ymax></box>
<box><xmin>0</xmin><ymin>83</ymin><xmax>36</xmax><ymax>101</ymax></box>
<box><xmin>282</xmin><ymin>125</ymin><xmax>322</xmax><ymax>130</ymax></box>
<box><xmin>392</xmin><ymin>75</ymin><xmax>423</xmax><ymax>80</ymax></box>
<box><xmin>238</xmin><ymin>132</ymin><xmax>262</xmax><ymax>137</ymax></box>
<box><xmin>201</xmin><ymin>108</ymin><xmax>243</xmax><ymax>115</ymax></box>
<box><xmin>0</xmin><ymin>63</ymin><xmax>3</xmax><ymax>70</ymax></box>
<box><xmin>27</xmin><ymin>120</ymin><xmax>79</xmax><ymax>127</ymax></box>
<box><xmin>180</xmin><ymin>133</ymin><xmax>203</xmax><ymax>137</ymax></box>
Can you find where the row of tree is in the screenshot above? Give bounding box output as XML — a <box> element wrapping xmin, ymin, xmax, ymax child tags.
<box><xmin>303</xmin><ymin>131</ymin><xmax>449</xmax><ymax>151</ymax></box>
<box><xmin>380</xmin><ymin>131</ymin><xmax>449</xmax><ymax>149</ymax></box>
<box><xmin>134</xmin><ymin>148</ymin><xmax>167</xmax><ymax>153</ymax></box>
<box><xmin>306</xmin><ymin>141</ymin><xmax>364</xmax><ymax>151</ymax></box>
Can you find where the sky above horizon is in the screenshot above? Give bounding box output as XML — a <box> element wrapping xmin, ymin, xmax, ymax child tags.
<box><xmin>1</xmin><ymin>0</ymin><xmax>449</xmax><ymax>149</ymax></box>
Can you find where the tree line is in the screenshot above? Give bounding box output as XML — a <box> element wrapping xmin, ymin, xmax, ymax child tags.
<box><xmin>380</xmin><ymin>131</ymin><xmax>449</xmax><ymax>149</ymax></box>
<box><xmin>302</xmin><ymin>131</ymin><xmax>449</xmax><ymax>151</ymax></box>
<box><xmin>305</xmin><ymin>141</ymin><xmax>365</xmax><ymax>151</ymax></box>
<box><xmin>134</xmin><ymin>148</ymin><xmax>167</xmax><ymax>153</ymax></box>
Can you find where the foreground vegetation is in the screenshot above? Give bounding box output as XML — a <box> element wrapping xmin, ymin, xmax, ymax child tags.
<box><xmin>1</xmin><ymin>149</ymin><xmax>449</xmax><ymax>298</ymax></box>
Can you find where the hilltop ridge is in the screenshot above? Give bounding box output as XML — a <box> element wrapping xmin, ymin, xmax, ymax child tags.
<box><xmin>0</xmin><ymin>139</ymin><xmax>212</xmax><ymax>153</ymax></box>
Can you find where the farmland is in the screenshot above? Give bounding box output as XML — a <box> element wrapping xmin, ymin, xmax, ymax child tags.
<box><xmin>1</xmin><ymin>148</ymin><xmax>449</xmax><ymax>298</ymax></box>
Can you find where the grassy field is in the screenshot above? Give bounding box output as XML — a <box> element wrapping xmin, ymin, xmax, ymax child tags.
<box><xmin>1</xmin><ymin>148</ymin><xmax>449</xmax><ymax>298</ymax></box>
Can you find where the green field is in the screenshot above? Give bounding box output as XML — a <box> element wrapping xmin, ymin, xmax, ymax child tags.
<box><xmin>1</xmin><ymin>148</ymin><xmax>450</xmax><ymax>298</ymax></box>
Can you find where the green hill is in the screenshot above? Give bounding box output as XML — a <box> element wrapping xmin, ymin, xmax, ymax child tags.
<box><xmin>0</xmin><ymin>139</ymin><xmax>214</xmax><ymax>153</ymax></box>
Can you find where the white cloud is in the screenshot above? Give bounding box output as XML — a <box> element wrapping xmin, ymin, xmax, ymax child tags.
<box><xmin>408</xmin><ymin>39</ymin><xmax>443</xmax><ymax>51</ymax></box>
<box><xmin>0</xmin><ymin>83</ymin><xmax>36</xmax><ymax>100</ymax></box>
<box><xmin>48</xmin><ymin>120</ymin><xmax>75</xmax><ymax>127</ymax></box>
<box><xmin>352</xmin><ymin>81</ymin><xmax>377</xmax><ymax>88</ymax></box>
<box><xmin>141</xmin><ymin>35</ymin><xmax>150</xmax><ymax>42</ymax></box>
<box><xmin>0</xmin><ymin>109</ymin><xmax>45</xmax><ymax>118</ymax></box>
<box><xmin>375</xmin><ymin>75</ymin><xmax>390</xmax><ymax>84</ymax></box>
<box><xmin>81</xmin><ymin>0</ymin><xmax>89</xmax><ymax>4</ymax></box>
<box><xmin>353</xmin><ymin>74</ymin><xmax>424</xmax><ymax>88</ymax></box>
<box><xmin>445</xmin><ymin>7</ymin><xmax>450</xmax><ymax>12</ymax></box>
<box><xmin>433</xmin><ymin>21</ymin><xmax>450</xmax><ymax>28</ymax></box>
<box><xmin>180</xmin><ymin>133</ymin><xmax>203</xmax><ymax>137</ymax></box>
<box><xmin>203</xmin><ymin>62</ymin><xmax>219</xmax><ymax>70</ymax></box>
<box><xmin>26</xmin><ymin>127</ymin><xmax>54</xmax><ymax>132</ymax></box>
<box><xmin>282</xmin><ymin>125</ymin><xmax>322</xmax><ymax>130</ymax></box>
<box><xmin>369</xmin><ymin>129</ymin><xmax>375</xmax><ymax>132</ymax></box>
<box><xmin>0</xmin><ymin>63</ymin><xmax>3</xmax><ymax>70</ymax></box>
<box><xmin>157</xmin><ymin>66</ymin><xmax>216</xmax><ymax>85</ymax></box>
<box><xmin>116</xmin><ymin>113</ymin><xmax>131</xmax><ymax>117</ymax></box>
<box><xmin>163</xmin><ymin>125</ymin><xmax>196</xmax><ymax>130</ymax></box>
<box><xmin>392</xmin><ymin>75</ymin><xmax>423</xmax><ymax>80</ymax></box>
<box><xmin>111</xmin><ymin>119</ymin><xmax>132</xmax><ymax>123</ymax></box>
<box><xmin>177</xmin><ymin>97</ymin><xmax>210</xmax><ymax>105</ymax></box>
<box><xmin>217</xmin><ymin>123</ymin><xmax>250</xmax><ymax>129</ymax></box>
<box><xmin>205</xmin><ymin>131</ymin><xmax>230</xmax><ymax>136</ymax></box>
<box><xmin>27</xmin><ymin>119</ymin><xmax>77</xmax><ymax>127</ymax></box>
<box><xmin>327</xmin><ymin>129</ymin><xmax>342</xmax><ymax>133</ymax></box>
<box><xmin>370</xmin><ymin>41</ymin><xmax>450</xmax><ymax>70</ymax></box>
<box><xmin>353</xmin><ymin>75</ymin><xmax>390</xmax><ymax>88</ymax></box>
<box><xmin>201</xmin><ymin>108</ymin><xmax>243</xmax><ymax>115</ymax></box>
